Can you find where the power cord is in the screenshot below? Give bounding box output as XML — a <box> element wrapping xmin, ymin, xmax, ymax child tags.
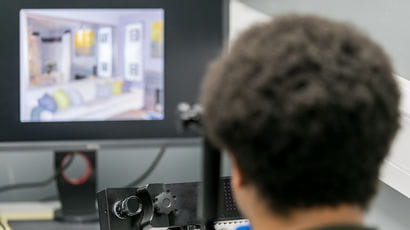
<box><xmin>125</xmin><ymin>145</ymin><xmax>167</xmax><ymax>187</ymax></box>
<box><xmin>38</xmin><ymin>194</ymin><xmax>58</xmax><ymax>202</ymax></box>
<box><xmin>39</xmin><ymin>146</ymin><xmax>167</xmax><ymax>201</ymax></box>
<box><xmin>0</xmin><ymin>152</ymin><xmax>75</xmax><ymax>194</ymax></box>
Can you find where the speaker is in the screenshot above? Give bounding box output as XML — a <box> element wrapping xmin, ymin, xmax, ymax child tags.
<box><xmin>54</xmin><ymin>150</ymin><xmax>98</xmax><ymax>222</ymax></box>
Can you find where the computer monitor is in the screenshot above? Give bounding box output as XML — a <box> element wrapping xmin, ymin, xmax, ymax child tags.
<box><xmin>0</xmin><ymin>0</ymin><xmax>228</xmax><ymax>148</ymax></box>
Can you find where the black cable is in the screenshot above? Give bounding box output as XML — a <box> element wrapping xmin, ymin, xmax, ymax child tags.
<box><xmin>38</xmin><ymin>147</ymin><xmax>167</xmax><ymax>201</ymax></box>
<box><xmin>125</xmin><ymin>145</ymin><xmax>167</xmax><ymax>187</ymax></box>
<box><xmin>0</xmin><ymin>152</ymin><xmax>75</xmax><ymax>194</ymax></box>
<box><xmin>39</xmin><ymin>194</ymin><xmax>58</xmax><ymax>202</ymax></box>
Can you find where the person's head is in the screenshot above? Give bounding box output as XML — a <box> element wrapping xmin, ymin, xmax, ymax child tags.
<box><xmin>200</xmin><ymin>14</ymin><xmax>400</xmax><ymax>219</ymax></box>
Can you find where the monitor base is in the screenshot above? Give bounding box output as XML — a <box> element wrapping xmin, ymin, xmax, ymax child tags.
<box><xmin>54</xmin><ymin>209</ymin><xmax>99</xmax><ymax>223</ymax></box>
<box><xmin>54</xmin><ymin>150</ymin><xmax>98</xmax><ymax>223</ymax></box>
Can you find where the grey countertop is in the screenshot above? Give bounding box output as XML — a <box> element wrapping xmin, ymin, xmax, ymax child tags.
<box><xmin>9</xmin><ymin>220</ymin><xmax>100</xmax><ymax>230</ymax></box>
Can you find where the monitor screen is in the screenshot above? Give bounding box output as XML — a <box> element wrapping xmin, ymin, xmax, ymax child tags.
<box><xmin>20</xmin><ymin>9</ymin><xmax>164</xmax><ymax>122</ymax></box>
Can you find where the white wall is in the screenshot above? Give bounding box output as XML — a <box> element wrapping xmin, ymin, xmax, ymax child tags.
<box><xmin>239</xmin><ymin>0</ymin><xmax>410</xmax><ymax>81</ymax></box>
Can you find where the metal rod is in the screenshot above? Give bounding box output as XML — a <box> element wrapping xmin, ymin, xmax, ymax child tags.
<box><xmin>202</xmin><ymin>136</ymin><xmax>221</xmax><ymax>230</ymax></box>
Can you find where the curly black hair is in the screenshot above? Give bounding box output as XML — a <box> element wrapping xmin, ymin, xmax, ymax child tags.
<box><xmin>200</xmin><ymin>14</ymin><xmax>400</xmax><ymax>215</ymax></box>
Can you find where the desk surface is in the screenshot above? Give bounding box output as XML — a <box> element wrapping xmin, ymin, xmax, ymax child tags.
<box><xmin>9</xmin><ymin>220</ymin><xmax>100</xmax><ymax>230</ymax></box>
<box><xmin>0</xmin><ymin>201</ymin><xmax>100</xmax><ymax>230</ymax></box>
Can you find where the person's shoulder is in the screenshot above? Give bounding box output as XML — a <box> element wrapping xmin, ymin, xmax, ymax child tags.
<box><xmin>313</xmin><ymin>225</ymin><xmax>377</xmax><ymax>230</ymax></box>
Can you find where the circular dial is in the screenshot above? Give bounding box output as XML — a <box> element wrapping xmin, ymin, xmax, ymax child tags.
<box><xmin>113</xmin><ymin>196</ymin><xmax>142</xmax><ymax>219</ymax></box>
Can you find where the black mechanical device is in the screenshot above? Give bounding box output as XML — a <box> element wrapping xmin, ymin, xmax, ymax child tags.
<box><xmin>97</xmin><ymin>178</ymin><xmax>241</xmax><ymax>230</ymax></box>
<box><xmin>97</xmin><ymin>103</ymin><xmax>231</xmax><ymax>230</ymax></box>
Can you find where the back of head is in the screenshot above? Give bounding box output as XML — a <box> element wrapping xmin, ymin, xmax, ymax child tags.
<box><xmin>201</xmin><ymin>15</ymin><xmax>400</xmax><ymax>215</ymax></box>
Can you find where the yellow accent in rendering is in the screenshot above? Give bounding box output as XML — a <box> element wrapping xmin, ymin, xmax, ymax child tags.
<box><xmin>151</xmin><ymin>21</ymin><xmax>164</xmax><ymax>42</ymax></box>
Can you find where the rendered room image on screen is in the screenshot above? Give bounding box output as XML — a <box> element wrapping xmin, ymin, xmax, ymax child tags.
<box><xmin>20</xmin><ymin>9</ymin><xmax>164</xmax><ymax>122</ymax></box>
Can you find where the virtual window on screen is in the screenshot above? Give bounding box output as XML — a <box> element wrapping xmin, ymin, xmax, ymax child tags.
<box><xmin>20</xmin><ymin>9</ymin><xmax>164</xmax><ymax>122</ymax></box>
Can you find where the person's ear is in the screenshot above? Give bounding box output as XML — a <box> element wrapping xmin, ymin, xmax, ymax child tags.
<box><xmin>230</xmin><ymin>154</ymin><xmax>246</xmax><ymax>190</ymax></box>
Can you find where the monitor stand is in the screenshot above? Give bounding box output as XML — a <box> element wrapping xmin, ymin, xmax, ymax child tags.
<box><xmin>54</xmin><ymin>150</ymin><xmax>99</xmax><ymax>222</ymax></box>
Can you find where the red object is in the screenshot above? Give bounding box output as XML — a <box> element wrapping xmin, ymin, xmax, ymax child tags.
<box><xmin>60</xmin><ymin>152</ymin><xmax>93</xmax><ymax>185</ymax></box>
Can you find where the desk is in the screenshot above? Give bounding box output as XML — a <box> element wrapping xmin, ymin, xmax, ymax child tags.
<box><xmin>9</xmin><ymin>220</ymin><xmax>99</xmax><ymax>230</ymax></box>
<box><xmin>0</xmin><ymin>201</ymin><xmax>99</xmax><ymax>230</ymax></box>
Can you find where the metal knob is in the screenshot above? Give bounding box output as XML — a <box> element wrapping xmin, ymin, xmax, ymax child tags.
<box><xmin>113</xmin><ymin>196</ymin><xmax>142</xmax><ymax>219</ymax></box>
<box><xmin>154</xmin><ymin>192</ymin><xmax>177</xmax><ymax>215</ymax></box>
